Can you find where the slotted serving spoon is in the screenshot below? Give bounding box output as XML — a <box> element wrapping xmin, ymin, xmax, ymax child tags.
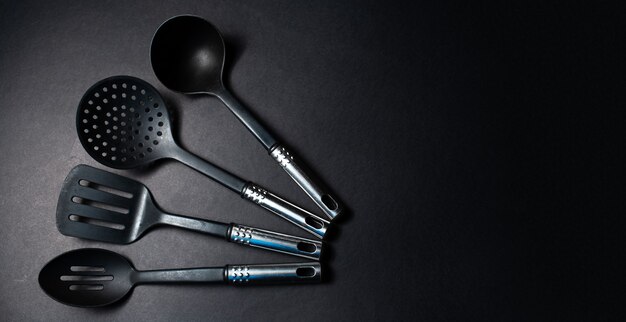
<box><xmin>39</xmin><ymin>248</ymin><xmax>321</xmax><ymax>307</ymax></box>
<box><xmin>77</xmin><ymin>75</ymin><xmax>328</xmax><ymax>239</ymax></box>
<box><xmin>57</xmin><ymin>165</ymin><xmax>321</xmax><ymax>259</ymax></box>
<box><xmin>151</xmin><ymin>15</ymin><xmax>344</xmax><ymax>220</ymax></box>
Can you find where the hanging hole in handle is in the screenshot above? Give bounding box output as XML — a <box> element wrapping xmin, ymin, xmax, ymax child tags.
<box><xmin>305</xmin><ymin>217</ymin><xmax>324</xmax><ymax>229</ymax></box>
<box><xmin>297</xmin><ymin>242</ymin><xmax>317</xmax><ymax>253</ymax></box>
<box><xmin>321</xmin><ymin>194</ymin><xmax>338</xmax><ymax>210</ymax></box>
<box><xmin>296</xmin><ymin>267</ymin><xmax>316</xmax><ymax>277</ymax></box>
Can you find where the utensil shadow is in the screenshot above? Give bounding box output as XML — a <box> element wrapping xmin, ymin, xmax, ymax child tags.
<box><xmin>83</xmin><ymin>288</ymin><xmax>133</xmax><ymax>312</ymax></box>
<box><xmin>221</xmin><ymin>32</ymin><xmax>247</xmax><ymax>86</ymax></box>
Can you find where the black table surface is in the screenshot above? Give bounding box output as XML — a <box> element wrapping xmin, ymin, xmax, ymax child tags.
<box><xmin>0</xmin><ymin>1</ymin><xmax>621</xmax><ymax>320</ymax></box>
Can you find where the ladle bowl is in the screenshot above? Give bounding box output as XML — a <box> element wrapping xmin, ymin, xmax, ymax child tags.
<box><xmin>151</xmin><ymin>15</ymin><xmax>225</xmax><ymax>94</ymax></box>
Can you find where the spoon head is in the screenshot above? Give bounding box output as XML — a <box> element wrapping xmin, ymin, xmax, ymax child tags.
<box><xmin>151</xmin><ymin>15</ymin><xmax>225</xmax><ymax>94</ymax></box>
<box><xmin>38</xmin><ymin>248</ymin><xmax>134</xmax><ymax>307</ymax></box>
<box><xmin>77</xmin><ymin>76</ymin><xmax>177</xmax><ymax>169</ymax></box>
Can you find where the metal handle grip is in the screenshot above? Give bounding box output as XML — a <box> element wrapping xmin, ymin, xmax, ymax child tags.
<box><xmin>226</xmin><ymin>262</ymin><xmax>322</xmax><ymax>285</ymax></box>
<box><xmin>270</xmin><ymin>145</ymin><xmax>343</xmax><ymax>220</ymax></box>
<box><xmin>229</xmin><ymin>224</ymin><xmax>322</xmax><ymax>260</ymax></box>
<box><xmin>241</xmin><ymin>183</ymin><xmax>329</xmax><ymax>239</ymax></box>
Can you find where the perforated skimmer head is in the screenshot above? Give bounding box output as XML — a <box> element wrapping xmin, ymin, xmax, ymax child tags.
<box><xmin>77</xmin><ymin>76</ymin><xmax>175</xmax><ymax>169</ymax></box>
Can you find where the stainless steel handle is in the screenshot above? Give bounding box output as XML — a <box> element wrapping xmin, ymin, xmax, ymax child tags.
<box><xmin>229</xmin><ymin>224</ymin><xmax>322</xmax><ymax>260</ymax></box>
<box><xmin>270</xmin><ymin>144</ymin><xmax>342</xmax><ymax>220</ymax></box>
<box><xmin>241</xmin><ymin>183</ymin><xmax>329</xmax><ymax>239</ymax></box>
<box><xmin>226</xmin><ymin>262</ymin><xmax>322</xmax><ymax>285</ymax></box>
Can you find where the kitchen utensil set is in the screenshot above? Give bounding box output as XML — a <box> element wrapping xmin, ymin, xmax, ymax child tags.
<box><xmin>39</xmin><ymin>15</ymin><xmax>344</xmax><ymax>307</ymax></box>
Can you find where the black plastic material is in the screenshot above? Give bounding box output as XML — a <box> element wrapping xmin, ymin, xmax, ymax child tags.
<box><xmin>77</xmin><ymin>76</ymin><xmax>332</xmax><ymax>238</ymax></box>
<box><xmin>38</xmin><ymin>248</ymin><xmax>225</xmax><ymax>307</ymax></box>
<box><xmin>151</xmin><ymin>15</ymin><xmax>277</xmax><ymax>150</ymax></box>
<box><xmin>76</xmin><ymin>75</ymin><xmax>246</xmax><ymax>193</ymax></box>
<box><xmin>56</xmin><ymin>164</ymin><xmax>230</xmax><ymax>244</ymax></box>
<box><xmin>150</xmin><ymin>16</ymin><xmax>344</xmax><ymax>221</ymax></box>
<box><xmin>150</xmin><ymin>15</ymin><xmax>224</xmax><ymax>95</ymax></box>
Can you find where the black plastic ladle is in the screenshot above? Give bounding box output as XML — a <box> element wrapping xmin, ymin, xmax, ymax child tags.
<box><xmin>151</xmin><ymin>15</ymin><xmax>343</xmax><ymax>220</ymax></box>
<box><xmin>39</xmin><ymin>248</ymin><xmax>321</xmax><ymax>307</ymax></box>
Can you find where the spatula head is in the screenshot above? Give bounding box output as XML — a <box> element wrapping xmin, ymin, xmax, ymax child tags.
<box><xmin>56</xmin><ymin>165</ymin><xmax>161</xmax><ymax>244</ymax></box>
<box><xmin>76</xmin><ymin>76</ymin><xmax>176</xmax><ymax>169</ymax></box>
<box><xmin>38</xmin><ymin>248</ymin><xmax>135</xmax><ymax>307</ymax></box>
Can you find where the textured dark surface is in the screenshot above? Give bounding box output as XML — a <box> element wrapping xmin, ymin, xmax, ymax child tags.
<box><xmin>0</xmin><ymin>1</ymin><xmax>622</xmax><ymax>321</ymax></box>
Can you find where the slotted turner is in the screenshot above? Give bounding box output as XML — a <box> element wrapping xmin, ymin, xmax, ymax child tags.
<box><xmin>39</xmin><ymin>248</ymin><xmax>321</xmax><ymax>307</ymax></box>
<box><xmin>76</xmin><ymin>75</ymin><xmax>329</xmax><ymax>238</ymax></box>
<box><xmin>57</xmin><ymin>165</ymin><xmax>322</xmax><ymax>259</ymax></box>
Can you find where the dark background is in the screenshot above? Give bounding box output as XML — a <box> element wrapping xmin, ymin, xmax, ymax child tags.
<box><xmin>0</xmin><ymin>1</ymin><xmax>622</xmax><ymax>320</ymax></box>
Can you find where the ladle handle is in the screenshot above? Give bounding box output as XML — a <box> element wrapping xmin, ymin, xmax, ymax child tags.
<box><xmin>216</xmin><ymin>88</ymin><xmax>277</xmax><ymax>150</ymax></box>
<box><xmin>241</xmin><ymin>183</ymin><xmax>329</xmax><ymax>239</ymax></box>
<box><xmin>270</xmin><ymin>144</ymin><xmax>343</xmax><ymax>220</ymax></box>
<box><xmin>229</xmin><ymin>224</ymin><xmax>322</xmax><ymax>260</ymax></box>
<box><xmin>226</xmin><ymin>262</ymin><xmax>322</xmax><ymax>285</ymax></box>
<box><xmin>216</xmin><ymin>90</ymin><xmax>343</xmax><ymax>220</ymax></box>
